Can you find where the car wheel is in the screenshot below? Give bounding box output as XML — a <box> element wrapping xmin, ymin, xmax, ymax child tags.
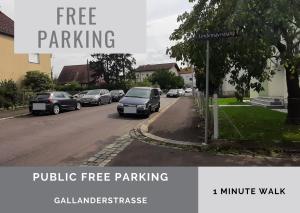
<box><xmin>155</xmin><ymin>104</ymin><xmax>160</xmax><ymax>112</ymax></box>
<box><xmin>97</xmin><ymin>99</ymin><xmax>101</xmax><ymax>106</ymax></box>
<box><xmin>76</xmin><ymin>102</ymin><xmax>81</xmax><ymax>110</ymax></box>
<box><xmin>109</xmin><ymin>98</ymin><xmax>112</xmax><ymax>104</ymax></box>
<box><xmin>52</xmin><ymin>105</ymin><xmax>60</xmax><ymax>115</ymax></box>
<box><xmin>119</xmin><ymin>112</ymin><xmax>124</xmax><ymax>117</ymax></box>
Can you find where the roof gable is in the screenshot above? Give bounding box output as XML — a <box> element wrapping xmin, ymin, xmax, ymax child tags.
<box><xmin>0</xmin><ymin>11</ymin><xmax>14</xmax><ymax>37</ymax></box>
<box><xmin>135</xmin><ymin>63</ymin><xmax>180</xmax><ymax>72</ymax></box>
<box><xmin>58</xmin><ymin>65</ymin><xmax>95</xmax><ymax>84</ymax></box>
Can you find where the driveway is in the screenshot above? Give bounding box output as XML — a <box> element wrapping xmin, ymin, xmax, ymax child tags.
<box><xmin>0</xmin><ymin>97</ymin><xmax>177</xmax><ymax>166</ymax></box>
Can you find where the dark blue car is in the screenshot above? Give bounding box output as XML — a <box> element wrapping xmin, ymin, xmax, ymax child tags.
<box><xmin>117</xmin><ymin>87</ymin><xmax>160</xmax><ymax>117</ymax></box>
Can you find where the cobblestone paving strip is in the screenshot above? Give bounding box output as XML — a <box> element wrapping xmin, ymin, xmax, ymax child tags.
<box><xmin>81</xmin><ymin>134</ymin><xmax>135</xmax><ymax>167</ymax></box>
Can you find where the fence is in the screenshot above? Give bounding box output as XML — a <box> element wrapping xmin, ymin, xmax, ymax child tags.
<box><xmin>194</xmin><ymin>91</ymin><xmax>219</xmax><ymax>142</ymax></box>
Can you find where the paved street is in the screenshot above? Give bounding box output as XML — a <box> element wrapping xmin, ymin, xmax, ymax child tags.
<box><xmin>0</xmin><ymin>97</ymin><xmax>177</xmax><ymax>166</ymax></box>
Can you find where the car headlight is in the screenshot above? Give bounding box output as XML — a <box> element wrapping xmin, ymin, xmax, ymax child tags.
<box><xmin>137</xmin><ymin>104</ymin><xmax>147</xmax><ymax>109</ymax></box>
<box><xmin>118</xmin><ymin>103</ymin><xmax>124</xmax><ymax>107</ymax></box>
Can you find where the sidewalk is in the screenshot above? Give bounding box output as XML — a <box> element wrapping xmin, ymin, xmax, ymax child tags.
<box><xmin>0</xmin><ymin>108</ymin><xmax>29</xmax><ymax>119</ymax></box>
<box><xmin>104</xmin><ymin>97</ymin><xmax>300</xmax><ymax>166</ymax></box>
<box><xmin>149</xmin><ymin>97</ymin><xmax>204</xmax><ymax>143</ymax></box>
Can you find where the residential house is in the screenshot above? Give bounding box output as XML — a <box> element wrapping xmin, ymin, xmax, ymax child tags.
<box><xmin>219</xmin><ymin>73</ymin><xmax>237</xmax><ymax>97</ymax></box>
<box><xmin>135</xmin><ymin>63</ymin><xmax>180</xmax><ymax>82</ymax></box>
<box><xmin>250</xmin><ymin>61</ymin><xmax>292</xmax><ymax>108</ymax></box>
<box><xmin>0</xmin><ymin>11</ymin><xmax>51</xmax><ymax>83</ymax></box>
<box><xmin>57</xmin><ymin>64</ymin><xmax>105</xmax><ymax>86</ymax></box>
<box><xmin>179</xmin><ymin>67</ymin><xmax>196</xmax><ymax>88</ymax></box>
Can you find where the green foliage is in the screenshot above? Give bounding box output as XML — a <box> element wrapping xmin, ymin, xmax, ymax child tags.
<box><xmin>168</xmin><ymin>0</ymin><xmax>300</xmax><ymax>92</ymax></box>
<box><xmin>89</xmin><ymin>54</ymin><xmax>136</xmax><ymax>85</ymax></box>
<box><xmin>55</xmin><ymin>82</ymin><xmax>82</xmax><ymax>92</ymax></box>
<box><xmin>23</xmin><ymin>71</ymin><xmax>53</xmax><ymax>93</ymax></box>
<box><xmin>148</xmin><ymin>70</ymin><xmax>184</xmax><ymax>90</ymax></box>
<box><xmin>169</xmin><ymin>0</ymin><xmax>300</xmax><ymax>121</ymax></box>
<box><xmin>0</xmin><ymin>80</ymin><xmax>18</xmax><ymax>109</ymax></box>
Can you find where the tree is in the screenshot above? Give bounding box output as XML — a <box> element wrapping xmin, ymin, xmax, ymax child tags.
<box><xmin>149</xmin><ymin>70</ymin><xmax>184</xmax><ymax>90</ymax></box>
<box><xmin>89</xmin><ymin>54</ymin><xmax>136</xmax><ymax>85</ymax></box>
<box><xmin>168</xmin><ymin>0</ymin><xmax>300</xmax><ymax>124</ymax></box>
<box><xmin>23</xmin><ymin>71</ymin><xmax>53</xmax><ymax>92</ymax></box>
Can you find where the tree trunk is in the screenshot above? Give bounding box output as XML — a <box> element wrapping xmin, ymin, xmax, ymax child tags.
<box><xmin>286</xmin><ymin>65</ymin><xmax>300</xmax><ymax>125</ymax></box>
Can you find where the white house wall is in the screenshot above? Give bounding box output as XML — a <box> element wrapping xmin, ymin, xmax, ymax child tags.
<box><xmin>221</xmin><ymin>73</ymin><xmax>236</xmax><ymax>96</ymax></box>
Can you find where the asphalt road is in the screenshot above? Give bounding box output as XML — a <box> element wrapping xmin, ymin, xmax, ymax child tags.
<box><xmin>0</xmin><ymin>97</ymin><xmax>177</xmax><ymax>166</ymax></box>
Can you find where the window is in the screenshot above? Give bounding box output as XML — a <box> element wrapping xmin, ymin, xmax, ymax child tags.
<box><xmin>54</xmin><ymin>92</ymin><xmax>65</xmax><ymax>98</ymax></box>
<box><xmin>28</xmin><ymin>53</ymin><xmax>40</xmax><ymax>64</ymax></box>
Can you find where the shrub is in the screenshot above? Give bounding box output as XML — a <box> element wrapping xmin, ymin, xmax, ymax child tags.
<box><xmin>0</xmin><ymin>80</ymin><xmax>18</xmax><ymax>109</ymax></box>
<box><xmin>23</xmin><ymin>71</ymin><xmax>53</xmax><ymax>93</ymax></box>
<box><xmin>55</xmin><ymin>82</ymin><xmax>83</xmax><ymax>92</ymax></box>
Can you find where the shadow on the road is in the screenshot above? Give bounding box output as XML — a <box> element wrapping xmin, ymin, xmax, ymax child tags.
<box><xmin>107</xmin><ymin>113</ymin><xmax>146</xmax><ymax>120</ymax></box>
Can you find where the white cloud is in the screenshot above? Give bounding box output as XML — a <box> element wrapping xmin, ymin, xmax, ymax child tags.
<box><xmin>0</xmin><ymin>0</ymin><xmax>193</xmax><ymax>77</ymax></box>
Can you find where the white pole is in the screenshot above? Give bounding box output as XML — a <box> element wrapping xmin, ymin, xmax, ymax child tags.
<box><xmin>204</xmin><ymin>40</ymin><xmax>209</xmax><ymax>145</ymax></box>
<box><xmin>213</xmin><ymin>93</ymin><xmax>219</xmax><ymax>139</ymax></box>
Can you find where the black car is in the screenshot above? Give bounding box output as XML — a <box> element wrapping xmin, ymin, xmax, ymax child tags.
<box><xmin>117</xmin><ymin>87</ymin><xmax>160</xmax><ymax>117</ymax></box>
<box><xmin>29</xmin><ymin>92</ymin><xmax>81</xmax><ymax>115</ymax></box>
<box><xmin>110</xmin><ymin>90</ymin><xmax>125</xmax><ymax>102</ymax></box>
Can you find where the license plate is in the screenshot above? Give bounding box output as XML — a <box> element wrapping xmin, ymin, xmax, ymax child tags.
<box><xmin>32</xmin><ymin>103</ymin><xmax>46</xmax><ymax>110</ymax></box>
<box><xmin>124</xmin><ymin>106</ymin><xmax>137</xmax><ymax>114</ymax></box>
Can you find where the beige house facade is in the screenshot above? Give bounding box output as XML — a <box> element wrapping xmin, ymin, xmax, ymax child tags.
<box><xmin>0</xmin><ymin>11</ymin><xmax>51</xmax><ymax>84</ymax></box>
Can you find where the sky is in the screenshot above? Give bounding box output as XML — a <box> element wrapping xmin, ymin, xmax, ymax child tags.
<box><xmin>0</xmin><ymin>0</ymin><xmax>194</xmax><ymax>77</ymax></box>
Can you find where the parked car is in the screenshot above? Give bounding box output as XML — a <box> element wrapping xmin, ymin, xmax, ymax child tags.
<box><xmin>178</xmin><ymin>89</ymin><xmax>185</xmax><ymax>96</ymax></box>
<box><xmin>157</xmin><ymin>88</ymin><xmax>163</xmax><ymax>95</ymax></box>
<box><xmin>80</xmin><ymin>89</ymin><xmax>112</xmax><ymax>106</ymax></box>
<box><xmin>73</xmin><ymin>90</ymin><xmax>89</xmax><ymax>100</ymax></box>
<box><xmin>110</xmin><ymin>90</ymin><xmax>125</xmax><ymax>102</ymax></box>
<box><xmin>167</xmin><ymin>89</ymin><xmax>179</xmax><ymax>98</ymax></box>
<box><xmin>117</xmin><ymin>87</ymin><xmax>160</xmax><ymax>117</ymax></box>
<box><xmin>185</xmin><ymin>88</ymin><xmax>193</xmax><ymax>93</ymax></box>
<box><xmin>29</xmin><ymin>91</ymin><xmax>81</xmax><ymax>115</ymax></box>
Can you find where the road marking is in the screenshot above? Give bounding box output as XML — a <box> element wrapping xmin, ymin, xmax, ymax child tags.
<box><xmin>0</xmin><ymin>113</ymin><xmax>29</xmax><ymax>121</ymax></box>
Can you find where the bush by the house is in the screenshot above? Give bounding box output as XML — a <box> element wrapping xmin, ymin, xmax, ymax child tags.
<box><xmin>0</xmin><ymin>80</ymin><xmax>18</xmax><ymax>109</ymax></box>
<box><xmin>23</xmin><ymin>71</ymin><xmax>53</xmax><ymax>93</ymax></box>
<box><xmin>55</xmin><ymin>82</ymin><xmax>83</xmax><ymax>94</ymax></box>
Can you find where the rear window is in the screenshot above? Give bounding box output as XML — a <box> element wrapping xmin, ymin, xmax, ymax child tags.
<box><xmin>36</xmin><ymin>93</ymin><xmax>50</xmax><ymax>99</ymax></box>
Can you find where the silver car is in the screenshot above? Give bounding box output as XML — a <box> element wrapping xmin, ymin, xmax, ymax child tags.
<box><xmin>80</xmin><ymin>89</ymin><xmax>112</xmax><ymax>106</ymax></box>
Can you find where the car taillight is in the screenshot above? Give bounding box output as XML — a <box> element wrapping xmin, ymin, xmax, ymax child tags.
<box><xmin>48</xmin><ymin>99</ymin><xmax>53</xmax><ymax>103</ymax></box>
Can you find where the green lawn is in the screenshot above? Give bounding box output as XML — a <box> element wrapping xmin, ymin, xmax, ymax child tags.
<box><xmin>217</xmin><ymin>98</ymin><xmax>249</xmax><ymax>105</ymax></box>
<box><xmin>219</xmin><ymin>106</ymin><xmax>300</xmax><ymax>142</ymax></box>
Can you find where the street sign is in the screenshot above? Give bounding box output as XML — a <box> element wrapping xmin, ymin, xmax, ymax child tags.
<box><xmin>197</xmin><ymin>31</ymin><xmax>238</xmax><ymax>40</ymax></box>
<box><xmin>198</xmin><ymin>30</ymin><xmax>239</xmax><ymax>144</ymax></box>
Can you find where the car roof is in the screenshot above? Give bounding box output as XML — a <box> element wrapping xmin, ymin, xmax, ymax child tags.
<box><xmin>132</xmin><ymin>87</ymin><xmax>153</xmax><ymax>89</ymax></box>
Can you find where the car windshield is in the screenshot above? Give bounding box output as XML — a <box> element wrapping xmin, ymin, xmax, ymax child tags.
<box><xmin>125</xmin><ymin>88</ymin><xmax>151</xmax><ymax>99</ymax></box>
<box><xmin>87</xmin><ymin>90</ymin><xmax>100</xmax><ymax>95</ymax></box>
<box><xmin>169</xmin><ymin>89</ymin><xmax>177</xmax><ymax>93</ymax></box>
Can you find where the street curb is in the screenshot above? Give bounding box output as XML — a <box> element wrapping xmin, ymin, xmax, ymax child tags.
<box><xmin>139</xmin><ymin>97</ymin><xmax>206</xmax><ymax>148</ymax></box>
<box><xmin>0</xmin><ymin>113</ymin><xmax>30</xmax><ymax>121</ymax></box>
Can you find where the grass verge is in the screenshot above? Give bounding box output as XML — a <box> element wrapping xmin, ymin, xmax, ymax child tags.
<box><xmin>217</xmin><ymin>98</ymin><xmax>249</xmax><ymax>105</ymax></box>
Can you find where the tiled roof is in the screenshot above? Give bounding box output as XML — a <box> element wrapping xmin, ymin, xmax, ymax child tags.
<box><xmin>179</xmin><ymin>67</ymin><xmax>193</xmax><ymax>75</ymax></box>
<box><xmin>58</xmin><ymin>65</ymin><xmax>96</xmax><ymax>84</ymax></box>
<box><xmin>0</xmin><ymin>11</ymin><xmax>14</xmax><ymax>37</ymax></box>
<box><xmin>135</xmin><ymin>63</ymin><xmax>180</xmax><ymax>72</ymax></box>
